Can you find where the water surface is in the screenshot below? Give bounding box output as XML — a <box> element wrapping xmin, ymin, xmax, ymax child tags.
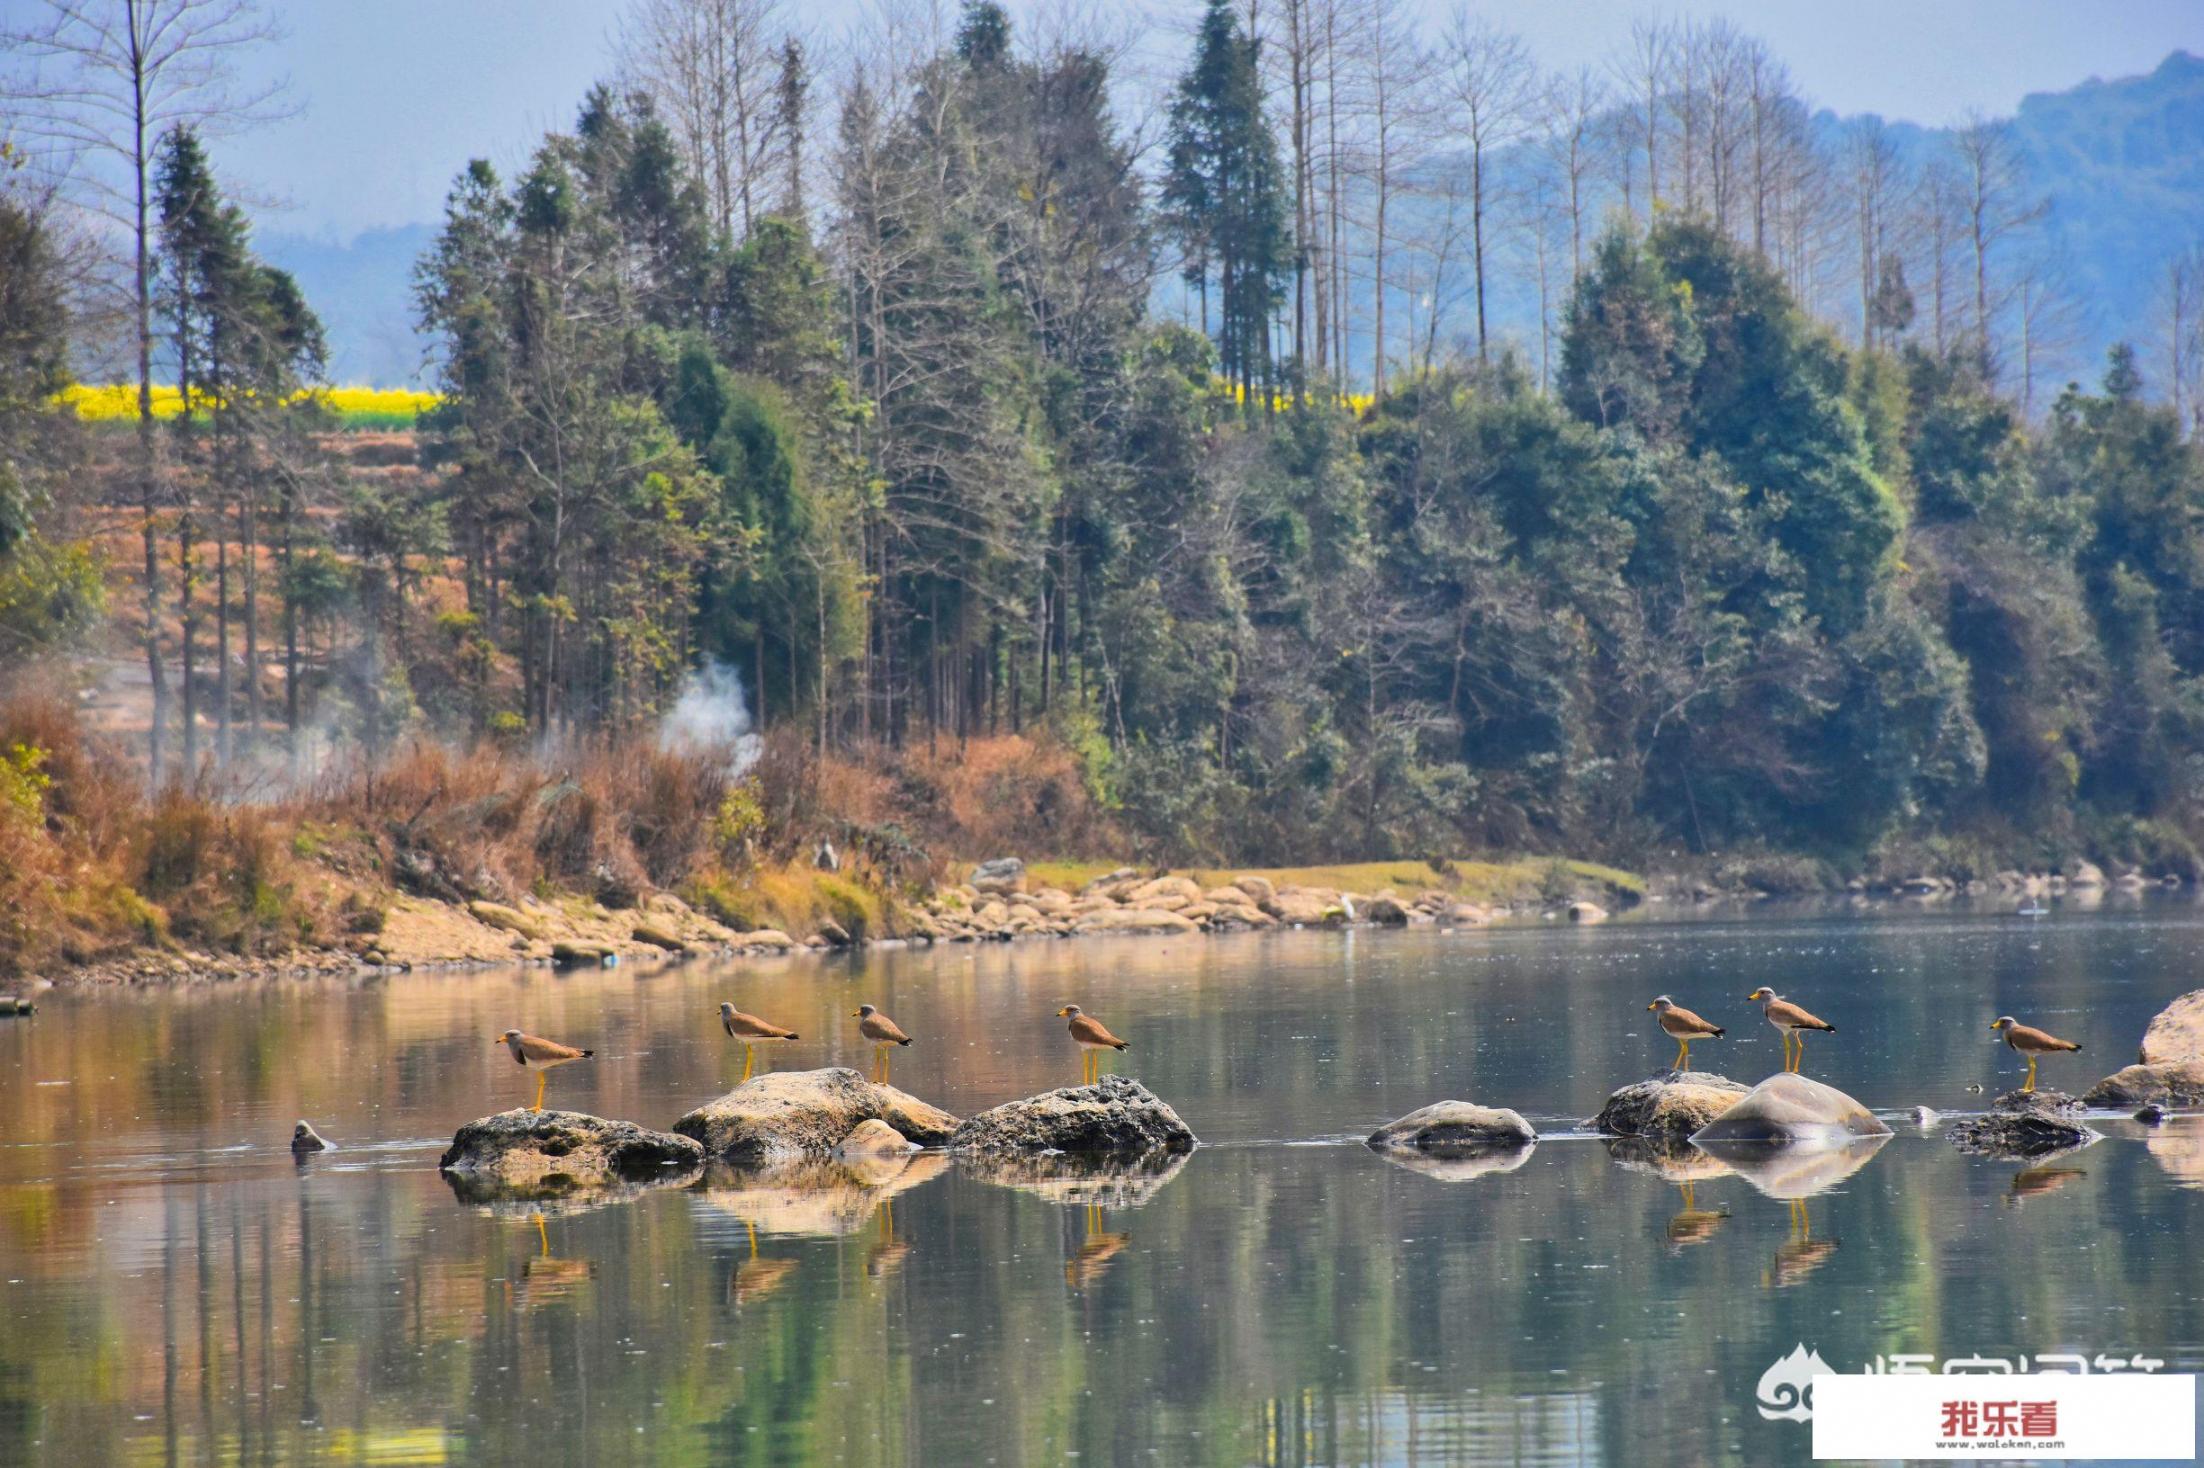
<box><xmin>4</xmin><ymin>899</ymin><xmax>2203</xmax><ymax>1464</ymax></box>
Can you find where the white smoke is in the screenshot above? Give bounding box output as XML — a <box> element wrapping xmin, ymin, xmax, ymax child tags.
<box><xmin>658</xmin><ymin>659</ymin><xmax>762</xmax><ymax>776</ymax></box>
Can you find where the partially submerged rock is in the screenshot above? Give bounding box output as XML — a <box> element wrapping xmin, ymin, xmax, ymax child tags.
<box><xmin>438</xmin><ymin>1110</ymin><xmax>704</xmax><ymax>1196</ymax></box>
<box><xmin>1690</xmin><ymin>1073</ymin><xmax>1893</xmax><ymax>1145</ymax></box>
<box><xmin>290</xmin><ymin>1120</ymin><xmax>329</xmax><ymax>1155</ymax></box>
<box><xmin>2082</xmin><ymin>1060</ymin><xmax>2204</xmax><ymax>1108</ymax></box>
<box><xmin>1567</xmin><ymin>901</ymin><xmax>1609</xmax><ymax>924</ymax></box>
<box><xmin>836</xmin><ymin>1117</ymin><xmax>920</xmax><ymax>1162</ymax></box>
<box><xmin>1592</xmin><ymin>1071</ymin><xmax>1750</xmax><ymax>1142</ymax></box>
<box><xmin>1366</xmin><ymin>1101</ymin><xmax>1537</xmax><ymax>1155</ymax></box>
<box><xmin>1949</xmin><ymin>1090</ymin><xmax>2098</xmax><ymax>1158</ymax></box>
<box><xmin>948</xmin><ymin>1074</ymin><xmax>1197</xmax><ymax>1155</ymax></box>
<box><xmin>672</xmin><ymin>1068</ymin><xmax>960</xmax><ymax>1166</ymax></box>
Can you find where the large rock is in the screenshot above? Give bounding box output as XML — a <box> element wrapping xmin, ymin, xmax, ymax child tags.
<box><xmin>1231</xmin><ymin>874</ymin><xmax>1276</xmax><ymax>905</ymax></box>
<box><xmin>1949</xmin><ymin>1090</ymin><xmax>2098</xmax><ymax>1158</ymax></box>
<box><xmin>949</xmin><ymin>1074</ymin><xmax>1197</xmax><ymax>1155</ymax></box>
<box><xmin>1266</xmin><ymin>888</ymin><xmax>1346</xmax><ymax>927</ymax></box>
<box><xmin>1690</xmin><ymin>1073</ymin><xmax>1893</xmax><ymax>1145</ymax></box>
<box><xmin>1363</xmin><ymin>894</ymin><xmax>1412</xmax><ymax>926</ymax></box>
<box><xmin>2082</xmin><ymin>1060</ymin><xmax>2204</xmax><ymax>1108</ymax></box>
<box><xmin>1073</xmin><ymin>906</ymin><xmax>1199</xmax><ymax>935</ymax></box>
<box><xmin>672</xmin><ymin>1069</ymin><xmax>960</xmax><ymax>1166</ymax></box>
<box><xmin>1592</xmin><ymin>1071</ymin><xmax>1750</xmax><ymax>1142</ymax></box>
<box><xmin>971</xmin><ymin>857</ymin><xmax>1027</xmax><ymax>895</ymax></box>
<box><xmin>438</xmin><ymin>1110</ymin><xmax>703</xmax><ymax>1195</ymax></box>
<box><xmin>2140</xmin><ymin>989</ymin><xmax>2204</xmax><ymax>1065</ymax></box>
<box><xmin>1367</xmin><ymin>1101</ymin><xmax>1537</xmax><ymax>1155</ymax></box>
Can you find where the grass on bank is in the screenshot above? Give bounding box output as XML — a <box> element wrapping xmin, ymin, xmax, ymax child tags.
<box><xmin>1019</xmin><ymin>857</ymin><xmax>1644</xmax><ymax>904</ymax></box>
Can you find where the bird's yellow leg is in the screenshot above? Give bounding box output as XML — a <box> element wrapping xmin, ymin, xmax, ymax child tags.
<box><xmin>741</xmin><ymin>1043</ymin><xmax>756</xmax><ymax>1083</ymax></box>
<box><xmin>1673</xmin><ymin>1038</ymin><xmax>1689</xmax><ymax>1071</ymax></box>
<box><xmin>532</xmin><ymin>1070</ymin><xmax>547</xmax><ymax>1113</ymax></box>
<box><xmin>1793</xmin><ymin>1033</ymin><xmax>1805</xmax><ymax>1073</ymax></box>
<box><xmin>2023</xmin><ymin>1055</ymin><xmax>2037</xmax><ymax>1093</ymax></box>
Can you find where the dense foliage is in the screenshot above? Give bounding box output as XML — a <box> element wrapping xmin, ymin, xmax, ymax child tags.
<box><xmin>9</xmin><ymin>4</ymin><xmax>2204</xmax><ymax>880</ymax></box>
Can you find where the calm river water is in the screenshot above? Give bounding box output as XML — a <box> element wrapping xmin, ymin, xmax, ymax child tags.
<box><xmin>4</xmin><ymin>899</ymin><xmax>2203</xmax><ymax>1465</ymax></box>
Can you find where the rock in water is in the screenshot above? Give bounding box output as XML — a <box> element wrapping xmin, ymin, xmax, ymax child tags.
<box><xmin>1367</xmin><ymin>1101</ymin><xmax>1537</xmax><ymax>1155</ymax></box>
<box><xmin>1948</xmin><ymin>1090</ymin><xmax>2097</xmax><ymax>1158</ymax></box>
<box><xmin>948</xmin><ymin>1075</ymin><xmax>1196</xmax><ymax>1155</ymax></box>
<box><xmin>2140</xmin><ymin>988</ymin><xmax>2204</xmax><ymax>1064</ymax></box>
<box><xmin>836</xmin><ymin>1118</ymin><xmax>920</xmax><ymax>1162</ymax></box>
<box><xmin>1591</xmin><ymin>1071</ymin><xmax>1750</xmax><ymax>1142</ymax></box>
<box><xmin>672</xmin><ymin>1068</ymin><xmax>960</xmax><ymax>1166</ymax></box>
<box><xmin>290</xmin><ymin>1120</ymin><xmax>329</xmax><ymax>1154</ymax></box>
<box><xmin>2082</xmin><ymin>1060</ymin><xmax>2204</xmax><ymax>1108</ymax></box>
<box><xmin>1690</xmin><ymin>1073</ymin><xmax>1894</xmax><ymax>1145</ymax></box>
<box><xmin>438</xmin><ymin>1110</ymin><xmax>704</xmax><ymax>1193</ymax></box>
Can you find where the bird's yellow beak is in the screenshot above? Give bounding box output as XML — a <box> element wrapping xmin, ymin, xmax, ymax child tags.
<box><xmin>1989</xmin><ymin>1020</ymin><xmax>2002</xmax><ymax>1030</ymax></box>
<box><xmin>491</xmin><ymin>1037</ymin><xmax>503</xmax><ymax>1046</ymax></box>
<box><xmin>1057</xmin><ymin>1006</ymin><xmax>1073</xmax><ymax>1016</ymax></box>
<box><xmin>1645</xmin><ymin>1001</ymin><xmax>1656</xmax><ymax>1011</ymax></box>
<box><xmin>850</xmin><ymin>1009</ymin><xmax>863</xmax><ymax>1017</ymax></box>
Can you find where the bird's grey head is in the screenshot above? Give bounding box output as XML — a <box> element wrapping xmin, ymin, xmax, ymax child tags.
<box><xmin>1060</xmin><ymin>1004</ymin><xmax>1083</xmax><ymax>1017</ymax></box>
<box><xmin>856</xmin><ymin>1003</ymin><xmax>878</xmax><ymax>1017</ymax></box>
<box><xmin>1747</xmin><ymin>986</ymin><xmax>1777</xmax><ymax>1002</ymax></box>
<box><xmin>1648</xmin><ymin>995</ymin><xmax>1673</xmax><ymax>1011</ymax></box>
<box><xmin>499</xmin><ymin>1029</ymin><xmax>522</xmax><ymax>1042</ymax></box>
<box><xmin>1991</xmin><ymin>1015</ymin><xmax>2017</xmax><ymax>1030</ymax></box>
<box><xmin>717</xmin><ymin>1002</ymin><xmax>735</xmax><ymax>1016</ymax></box>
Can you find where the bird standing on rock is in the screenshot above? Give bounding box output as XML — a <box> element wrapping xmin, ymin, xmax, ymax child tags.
<box><xmin>1745</xmin><ymin>987</ymin><xmax>1838</xmax><ymax>1073</ymax></box>
<box><xmin>852</xmin><ymin>1003</ymin><xmax>911</xmax><ymax>1084</ymax></box>
<box><xmin>1646</xmin><ymin>996</ymin><xmax>1725</xmax><ymax>1072</ymax></box>
<box><xmin>1057</xmin><ymin>1005</ymin><xmax>1129</xmax><ymax>1085</ymax></box>
<box><xmin>720</xmin><ymin>1001</ymin><xmax>799</xmax><ymax>1082</ymax></box>
<box><xmin>1989</xmin><ymin>1015</ymin><xmax>2082</xmax><ymax>1093</ymax></box>
<box><xmin>497</xmin><ymin>1029</ymin><xmax>594</xmax><ymax>1113</ymax></box>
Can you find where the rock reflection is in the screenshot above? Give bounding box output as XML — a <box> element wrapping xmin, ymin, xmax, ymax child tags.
<box><xmin>1692</xmin><ymin>1133</ymin><xmax>1889</xmax><ymax>1199</ymax></box>
<box><xmin>443</xmin><ymin>1166</ymin><xmax>696</xmax><ymax>1215</ymax></box>
<box><xmin>695</xmin><ymin>1152</ymin><xmax>949</xmax><ymax>1238</ymax></box>
<box><xmin>955</xmin><ymin>1148</ymin><xmax>1190</xmax><ymax>1210</ymax></box>
<box><xmin>1605</xmin><ymin>1138</ymin><xmax>1735</xmax><ymax>1250</ymax></box>
<box><xmin>1372</xmin><ymin>1139</ymin><xmax>1537</xmax><ymax>1182</ymax></box>
<box><xmin>2144</xmin><ymin>1116</ymin><xmax>2204</xmax><ymax>1191</ymax></box>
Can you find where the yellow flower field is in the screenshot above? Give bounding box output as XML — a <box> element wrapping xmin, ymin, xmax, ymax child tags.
<box><xmin>59</xmin><ymin>383</ymin><xmax>439</xmax><ymax>429</ymax></box>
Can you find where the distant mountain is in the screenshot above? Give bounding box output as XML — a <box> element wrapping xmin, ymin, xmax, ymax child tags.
<box><xmin>258</xmin><ymin>223</ymin><xmax>437</xmax><ymax>388</ymax></box>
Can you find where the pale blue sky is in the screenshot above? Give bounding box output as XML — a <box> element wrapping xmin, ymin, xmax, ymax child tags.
<box><xmin>222</xmin><ymin>0</ymin><xmax>2204</xmax><ymax>241</ymax></box>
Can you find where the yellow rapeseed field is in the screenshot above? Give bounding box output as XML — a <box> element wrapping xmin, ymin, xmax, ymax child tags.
<box><xmin>59</xmin><ymin>383</ymin><xmax>438</xmax><ymax>429</ymax></box>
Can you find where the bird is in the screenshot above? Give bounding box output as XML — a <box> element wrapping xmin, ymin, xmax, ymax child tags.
<box><xmin>1745</xmin><ymin>987</ymin><xmax>1838</xmax><ymax>1074</ymax></box>
<box><xmin>720</xmin><ymin>1001</ymin><xmax>799</xmax><ymax>1082</ymax></box>
<box><xmin>1646</xmin><ymin>995</ymin><xmax>1725</xmax><ymax>1072</ymax></box>
<box><xmin>852</xmin><ymin>1003</ymin><xmax>912</xmax><ymax>1084</ymax></box>
<box><xmin>1057</xmin><ymin>1005</ymin><xmax>1129</xmax><ymax>1085</ymax></box>
<box><xmin>497</xmin><ymin>1029</ymin><xmax>594</xmax><ymax>1113</ymax></box>
<box><xmin>1989</xmin><ymin>1015</ymin><xmax>2082</xmax><ymax>1093</ymax></box>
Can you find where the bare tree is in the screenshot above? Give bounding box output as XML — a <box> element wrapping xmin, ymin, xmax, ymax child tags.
<box><xmin>1541</xmin><ymin>64</ymin><xmax>1607</xmax><ymax>283</ymax></box>
<box><xmin>3</xmin><ymin>0</ymin><xmax>284</xmax><ymax>779</ymax></box>
<box><xmin>2158</xmin><ymin>245</ymin><xmax>2204</xmax><ymax>434</ymax></box>
<box><xmin>1344</xmin><ymin>0</ymin><xmax>1435</xmax><ymax>399</ymax></box>
<box><xmin>2011</xmin><ymin>248</ymin><xmax>2082</xmax><ymax>418</ymax></box>
<box><xmin>1442</xmin><ymin>9</ymin><xmax>1535</xmax><ymax>363</ymax></box>
<box><xmin>1612</xmin><ymin>17</ymin><xmax>1672</xmax><ymax>215</ymax></box>
<box><xmin>617</xmin><ymin>0</ymin><xmax>791</xmax><ymax>240</ymax></box>
<box><xmin>1950</xmin><ymin>111</ymin><xmax>2046</xmax><ymax>373</ymax></box>
<box><xmin>1845</xmin><ymin>117</ymin><xmax>1908</xmax><ymax>349</ymax></box>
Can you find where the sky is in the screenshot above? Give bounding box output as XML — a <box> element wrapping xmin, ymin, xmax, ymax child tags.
<box><xmin>218</xmin><ymin>0</ymin><xmax>2204</xmax><ymax>242</ymax></box>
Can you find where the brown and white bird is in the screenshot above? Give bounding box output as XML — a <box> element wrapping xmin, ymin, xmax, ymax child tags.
<box><xmin>1646</xmin><ymin>995</ymin><xmax>1725</xmax><ymax>1072</ymax></box>
<box><xmin>496</xmin><ymin>1029</ymin><xmax>594</xmax><ymax>1113</ymax></box>
<box><xmin>1056</xmin><ymin>1005</ymin><xmax>1129</xmax><ymax>1085</ymax></box>
<box><xmin>719</xmin><ymin>1001</ymin><xmax>799</xmax><ymax>1082</ymax></box>
<box><xmin>1989</xmin><ymin>1015</ymin><xmax>2082</xmax><ymax>1093</ymax></box>
<box><xmin>852</xmin><ymin>1003</ymin><xmax>912</xmax><ymax>1084</ymax></box>
<box><xmin>1746</xmin><ymin>987</ymin><xmax>1838</xmax><ymax>1074</ymax></box>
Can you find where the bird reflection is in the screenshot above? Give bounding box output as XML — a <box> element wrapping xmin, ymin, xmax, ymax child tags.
<box><xmin>1765</xmin><ymin>1197</ymin><xmax>1839</xmax><ymax>1288</ymax></box>
<box><xmin>1665</xmin><ymin>1180</ymin><xmax>1731</xmax><ymax>1251</ymax></box>
<box><xmin>730</xmin><ymin>1219</ymin><xmax>798</xmax><ymax>1306</ymax></box>
<box><xmin>2007</xmin><ymin>1164</ymin><xmax>2088</xmax><ymax>1204</ymax></box>
<box><xmin>1064</xmin><ymin>1203</ymin><xmax>1130</xmax><ymax>1291</ymax></box>
<box><xmin>866</xmin><ymin>1197</ymin><xmax>912</xmax><ymax>1280</ymax></box>
<box><xmin>515</xmin><ymin>1212</ymin><xmax>594</xmax><ymax>1305</ymax></box>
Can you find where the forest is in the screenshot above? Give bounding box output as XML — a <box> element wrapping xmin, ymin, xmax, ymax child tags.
<box><xmin>2</xmin><ymin>0</ymin><xmax>2202</xmax><ymax>937</ymax></box>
